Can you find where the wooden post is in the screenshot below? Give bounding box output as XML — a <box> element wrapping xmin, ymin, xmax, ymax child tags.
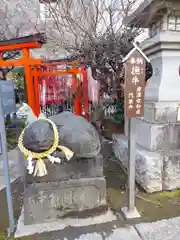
<box><xmin>121</xmin><ymin>46</ymin><xmax>148</xmax><ymax>219</ymax></box>
<box><xmin>127</xmin><ymin>117</ymin><xmax>136</xmax><ymax>212</ymax></box>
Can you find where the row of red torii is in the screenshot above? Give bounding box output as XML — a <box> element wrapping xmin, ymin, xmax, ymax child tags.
<box><xmin>0</xmin><ymin>33</ymin><xmax>89</xmax><ymax>119</ymax></box>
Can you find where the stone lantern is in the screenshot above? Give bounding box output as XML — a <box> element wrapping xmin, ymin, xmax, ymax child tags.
<box><xmin>113</xmin><ymin>0</ymin><xmax>180</xmax><ymax>192</ymax></box>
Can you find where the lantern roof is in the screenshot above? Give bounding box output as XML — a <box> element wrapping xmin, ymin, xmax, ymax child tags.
<box><xmin>122</xmin><ymin>0</ymin><xmax>168</xmax><ymax>28</ymax></box>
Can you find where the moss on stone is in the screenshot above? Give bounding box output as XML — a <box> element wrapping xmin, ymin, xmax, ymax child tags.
<box><xmin>160</xmin><ymin>190</ymin><xmax>180</xmax><ymax>198</ymax></box>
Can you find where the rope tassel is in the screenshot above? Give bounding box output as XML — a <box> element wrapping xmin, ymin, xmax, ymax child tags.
<box><xmin>33</xmin><ymin>159</ymin><xmax>47</xmax><ymax>177</ymax></box>
<box><xmin>57</xmin><ymin>146</ymin><xmax>74</xmax><ymax>161</ymax></box>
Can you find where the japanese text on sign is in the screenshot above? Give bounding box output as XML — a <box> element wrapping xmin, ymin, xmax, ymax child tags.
<box><xmin>0</xmin><ymin>80</ymin><xmax>16</xmax><ymax>116</ymax></box>
<box><xmin>124</xmin><ymin>49</ymin><xmax>146</xmax><ymax>118</ymax></box>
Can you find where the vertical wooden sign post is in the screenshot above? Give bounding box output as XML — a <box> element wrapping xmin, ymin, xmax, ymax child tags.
<box><xmin>121</xmin><ymin>43</ymin><xmax>149</xmax><ymax>219</ymax></box>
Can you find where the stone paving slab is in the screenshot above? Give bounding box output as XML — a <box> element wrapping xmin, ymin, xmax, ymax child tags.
<box><xmin>0</xmin><ymin>149</ymin><xmax>21</xmax><ymax>191</ymax></box>
<box><xmin>21</xmin><ymin>227</ymin><xmax>142</xmax><ymax>240</ymax></box>
<box><xmin>136</xmin><ymin>217</ymin><xmax>180</xmax><ymax>240</ymax></box>
<box><xmin>15</xmin><ymin>207</ymin><xmax>117</xmax><ymax>238</ymax></box>
<box><xmin>15</xmin><ymin>215</ymin><xmax>180</xmax><ymax>239</ymax></box>
<box><xmin>73</xmin><ymin>227</ymin><xmax>141</xmax><ymax>240</ymax></box>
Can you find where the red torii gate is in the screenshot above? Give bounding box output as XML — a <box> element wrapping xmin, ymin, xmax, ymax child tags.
<box><xmin>0</xmin><ymin>33</ymin><xmax>44</xmax><ymax>112</ymax></box>
<box><xmin>32</xmin><ymin>59</ymin><xmax>88</xmax><ymax>118</ymax></box>
<box><xmin>0</xmin><ymin>33</ymin><xmax>88</xmax><ymax>119</ymax></box>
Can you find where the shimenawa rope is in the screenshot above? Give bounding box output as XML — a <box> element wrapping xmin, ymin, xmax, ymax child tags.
<box><xmin>18</xmin><ymin>118</ymin><xmax>74</xmax><ymax>177</ymax></box>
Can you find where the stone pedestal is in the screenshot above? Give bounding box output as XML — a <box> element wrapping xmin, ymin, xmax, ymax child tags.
<box><xmin>115</xmin><ymin>3</ymin><xmax>180</xmax><ymax>191</ymax></box>
<box><xmin>24</xmin><ymin>177</ymin><xmax>106</xmax><ymax>225</ymax></box>
<box><xmin>113</xmin><ymin>100</ymin><xmax>180</xmax><ymax>192</ymax></box>
<box><xmin>113</xmin><ymin>134</ymin><xmax>163</xmax><ymax>193</ymax></box>
<box><xmin>23</xmin><ymin>154</ymin><xmax>107</xmax><ymax>225</ymax></box>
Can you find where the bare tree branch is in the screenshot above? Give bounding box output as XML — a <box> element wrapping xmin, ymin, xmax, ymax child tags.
<box><xmin>0</xmin><ymin>0</ymin><xmax>40</xmax><ymax>79</ymax></box>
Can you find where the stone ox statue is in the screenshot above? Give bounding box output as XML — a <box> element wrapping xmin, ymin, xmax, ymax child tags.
<box><xmin>19</xmin><ymin>111</ymin><xmax>101</xmax><ymax>177</ymax></box>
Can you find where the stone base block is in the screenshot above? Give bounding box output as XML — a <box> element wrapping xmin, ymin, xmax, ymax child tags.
<box><xmin>163</xmin><ymin>153</ymin><xmax>180</xmax><ymax>190</ymax></box>
<box><xmin>24</xmin><ymin>177</ymin><xmax>106</xmax><ymax>225</ymax></box>
<box><xmin>26</xmin><ymin>154</ymin><xmax>104</xmax><ymax>184</ymax></box>
<box><xmin>112</xmin><ymin>134</ymin><xmax>163</xmax><ymax>193</ymax></box>
<box><xmin>113</xmin><ymin>134</ymin><xmax>180</xmax><ymax>192</ymax></box>
<box><xmin>121</xmin><ymin>207</ymin><xmax>141</xmax><ymax>220</ymax></box>
<box><xmin>143</xmin><ymin>101</ymin><xmax>179</xmax><ymax>123</ymax></box>
<box><xmin>15</xmin><ymin>207</ymin><xmax>116</xmax><ymax>238</ymax></box>
<box><xmin>136</xmin><ymin>118</ymin><xmax>180</xmax><ymax>152</ymax></box>
<box><xmin>136</xmin><ymin>118</ymin><xmax>168</xmax><ymax>151</ymax></box>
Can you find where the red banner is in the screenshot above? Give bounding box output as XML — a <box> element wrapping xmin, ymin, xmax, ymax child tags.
<box><xmin>39</xmin><ymin>75</ymin><xmax>73</xmax><ymax>105</ymax></box>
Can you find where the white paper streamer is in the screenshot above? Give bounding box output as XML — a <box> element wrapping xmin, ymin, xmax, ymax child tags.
<box><xmin>27</xmin><ymin>156</ymin><xmax>34</xmax><ymax>174</ymax></box>
<box><xmin>47</xmin><ymin>155</ymin><xmax>61</xmax><ymax>163</ymax></box>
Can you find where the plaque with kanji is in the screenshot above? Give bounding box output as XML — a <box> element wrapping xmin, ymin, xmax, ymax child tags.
<box><xmin>124</xmin><ymin>49</ymin><xmax>146</xmax><ymax>118</ymax></box>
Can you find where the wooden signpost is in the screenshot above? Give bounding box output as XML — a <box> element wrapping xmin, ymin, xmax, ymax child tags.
<box><xmin>124</xmin><ymin>50</ymin><xmax>146</xmax><ymax>118</ymax></box>
<box><xmin>121</xmin><ymin>42</ymin><xmax>150</xmax><ymax>219</ymax></box>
